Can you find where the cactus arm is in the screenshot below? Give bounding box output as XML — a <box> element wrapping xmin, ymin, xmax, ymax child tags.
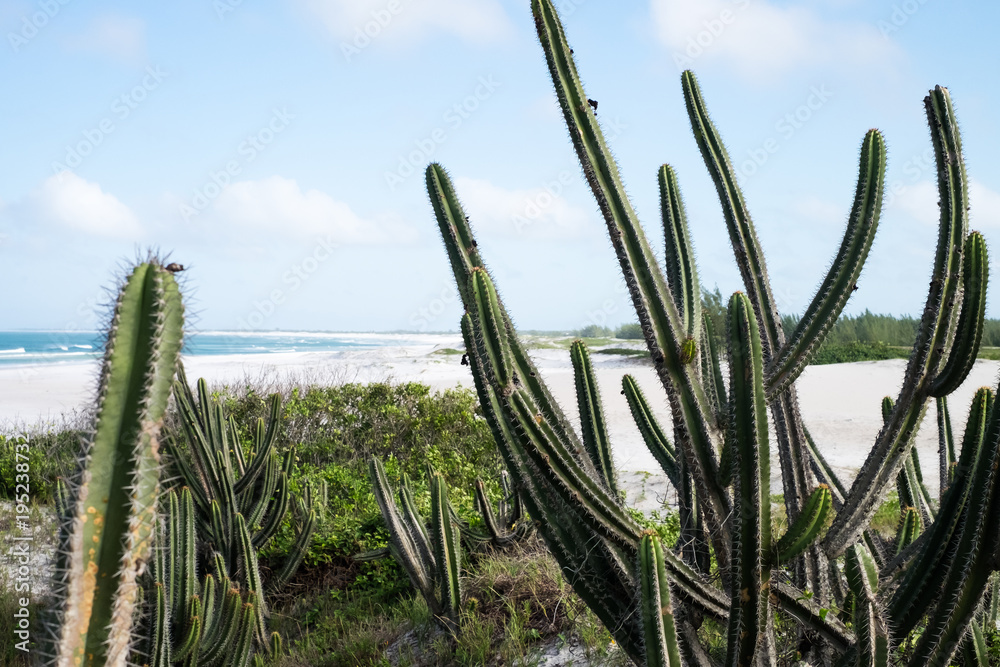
<box><xmin>802</xmin><ymin>427</ymin><xmax>847</xmax><ymax>502</ymax></box>
<box><xmin>469</xmin><ymin>269</ymin><xmax>642</xmax><ymax>547</ymax></box>
<box><xmin>571</xmin><ymin>340</ymin><xmax>619</xmax><ymax>495</ymax></box>
<box><xmin>55</xmin><ymin>262</ymin><xmax>183</xmax><ymax>667</ymax></box>
<box><xmin>766</xmin><ymin>130</ymin><xmax>885</xmax><ymax>395</ymax></box>
<box><xmin>507</xmin><ymin>389</ymin><xmax>642</xmax><ymax>547</ymax></box>
<box><xmin>430</xmin><ymin>474</ymin><xmax>462</xmax><ymax>633</ymax></box>
<box><xmin>233</xmin><ymin>395</ymin><xmax>281</xmax><ymax>495</ymax></box>
<box><xmin>965</xmin><ymin>622</ymin><xmax>989</xmax><ymax>667</ymax></box>
<box><xmin>228</xmin><ymin>415</ymin><xmax>246</xmax><ymax>476</ymax></box>
<box><xmin>936</xmin><ymin>397</ymin><xmax>956</xmax><ymax>496</ymax></box>
<box><xmin>639</xmin><ymin>533</ymin><xmax>683</xmax><ymax>667</ymax></box>
<box><xmin>930</xmin><ymin>231</ymin><xmax>988</xmax><ymax>397</ymax></box>
<box><xmin>894</xmin><ymin>508</ymin><xmax>921</xmax><ymax>555</ymax></box>
<box><xmin>426</xmin><ymin>163</ymin><xmax>584</xmax><ymax>455</ymax></box>
<box><xmin>770</xmin><ymin>582</ymin><xmax>855</xmax><ymax>653</ymax></box>
<box><xmin>235</xmin><ymin>513</ymin><xmax>267</xmax><ymax>641</ymax></box>
<box><xmin>904</xmin><ymin>393</ymin><xmax>1000</xmax><ymax>667</ymax></box>
<box><xmin>200</xmin><ymin>586</ymin><xmax>242</xmax><ymax>665</ymax></box>
<box><xmin>172</xmin><ymin>595</ymin><xmax>201</xmax><ymax>664</ymax></box>
<box><xmin>531</xmin><ymin>1</ymin><xmax>731</xmax><ymax>557</ymax></box>
<box><xmin>271</xmin><ymin>507</ymin><xmax>316</xmax><ymax>590</ymax></box>
<box><xmin>845</xmin><ymin>544</ymin><xmax>891</xmax><ymax>667</ymax></box>
<box><xmin>659</xmin><ymin>164</ymin><xmax>701</xmax><ymax>343</ymax></box>
<box><xmin>148</xmin><ymin>583</ymin><xmax>172</xmax><ymax>667</ymax></box>
<box><xmin>681</xmin><ymin>72</ymin><xmax>782</xmax><ymax>358</ymax></box>
<box><xmin>889</xmin><ymin>387</ymin><xmax>993</xmax><ymax>637</ymax></box>
<box><xmin>724</xmin><ymin>292</ymin><xmax>773</xmax><ymax>667</ymax></box>
<box><xmin>227</xmin><ymin>599</ymin><xmax>257</xmax><ymax>667</ymax></box>
<box><xmin>243</xmin><ymin>454</ymin><xmax>278</xmax><ymax>532</ymax></box>
<box><xmin>368</xmin><ymin>458</ymin><xmax>437</xmax><ymax>606</ymax></box>
<box><xmin>702</xmin><ymin>314</ymin><xmax>727</xmax><ymax>420</ymax></box>
<box><xmin>172</xmin><ymin>374</ymin><xmax>222</xmax><ymax>500</ymax></box>
<box><xmin>621</xmin><ymin>374</ymin><xmax>679</xmax><ymax>488</ymax></box>
<box><xmin>824</xmin><ymin>86</ymin><xmax>971</xmax><ymax>559</ymax></box>
<box><xmin>774</xmin><ymin>485</ymin><xmax>832</xmax><ymax>565</ymax></box>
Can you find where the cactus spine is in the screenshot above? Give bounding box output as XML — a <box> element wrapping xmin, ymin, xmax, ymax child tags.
<box><xmin>52</xmin><ymin>261</ymin><xmax>184</xmax><ymax>667</ymax></box>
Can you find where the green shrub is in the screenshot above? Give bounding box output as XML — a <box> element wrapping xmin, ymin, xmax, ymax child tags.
<box><xmin>614</xmin><ymin>323</ymin><xmax>643</xmax><ymax>339</ymax></box>
<box><xmin>809</xmin><ymin>341</ymin><xmax>909</xmax><ymax>365</ymax></box>
<box><xmin>0</xmin><ymin>430</ymin><xmax>80</xmax><ymax>504</ymax></box>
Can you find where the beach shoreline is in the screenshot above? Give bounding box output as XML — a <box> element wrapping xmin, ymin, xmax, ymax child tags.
<box><xmin>2</xmin><ymin>335</ymin><xmax>996</xmax><ymax>510</ymax></box>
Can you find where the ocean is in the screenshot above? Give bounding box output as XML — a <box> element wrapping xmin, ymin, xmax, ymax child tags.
<box><xmin>0</xmin><ymin>331</ymin><xmax>440</xmax><ymax>367</ymax></box>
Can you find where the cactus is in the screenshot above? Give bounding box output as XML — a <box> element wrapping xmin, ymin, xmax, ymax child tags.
<box><xmin>138</xmin><ymin>488</ymin><xmax>261</xmax><ymax>667</ymax></box>
<box><xmin>164</xmin><ymin>369</ymin><xmax>316</xmax><ymax>613</ymax></box>
<box><xmin>367</xmin><ymin>458</ymin><xmax>463</xmax><ymax>634</ymax></box>
<box><xmin>49</xmin><ymin>260</ymin><xmax>184</xmax><ymax>667</ymax></box>
<box><xmin>421</xmin><ymin>2</ymin><xmax>1000</xmax><ymax>664</ymax></box>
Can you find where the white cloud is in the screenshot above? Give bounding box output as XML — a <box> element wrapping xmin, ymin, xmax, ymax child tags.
<box><xmin>454</xmin><ymin>175</ymin><xmax>594</xmax><ymax>239</ymax></box>
<box><xmin>301</xmin><ymin>0</ymin><xmax>512</xmax><ymax>48</ymax></box>
<box><xmin>212</xmin><ymin>176</ymin><xmax>414</xmax><ymax>243</ymax></box>
<box><xmin>650</xmin><ymin>0</ymin><xmax>899</xmax><ymax>82</ymax></box>
<box><xmin>28</xmin><ymin>172</ymin><xmax>141</xmax><ymax>238</ymax></box>
<box><xmin>65</xmin><ymin>15</ymin><xmax>146</xmax><ymax>63</ymax></box>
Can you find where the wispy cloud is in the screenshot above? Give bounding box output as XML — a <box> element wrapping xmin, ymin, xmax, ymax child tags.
<box><xmin>64</xmin><ymin>15</ymin><xmax>146</xmax><ymax>64</ymax></box>
<box><xmin>650</xmin><ymin>0</ymin><xmax>900</xmax><ymax>82</ymax></box>
<box><xmin>300</xmin><ymin>0</ymin><xmax>513</xmax><ymax>50</ymax></box>
<box><xmin>211</xmin><ymin>176</ymin><xmax>417</xmax><ymax>243</ymax></box>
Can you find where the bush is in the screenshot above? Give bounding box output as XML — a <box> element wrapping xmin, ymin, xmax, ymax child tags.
<box><xmin>809</xmin><ymin>341</ymin><xmax>908</xmax><ymax>365</ymax></box>
<box><xmin>614</xmin><ymin>323</ymin><xmax>643</xmax><ymax>339</ymax></box>
<box><xmin>576</xmin><ymin>324</ymin><xmax>613</xmax><ymax>338</ymax></box>
<box><xmin>0</xmin><ymin>430</ymin><xmax>80</xmax><ymax>504</ymax></box>
<box><xmin>190</xmin><ymin>381</ymin><xmax>502</xmax><ymax>584</ymax></box>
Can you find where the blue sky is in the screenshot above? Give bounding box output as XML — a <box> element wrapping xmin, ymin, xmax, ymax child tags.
<box><xmin>1</xmin><ymin>0</ymin><xmax>998</xmax><ymax>333</ymax></box>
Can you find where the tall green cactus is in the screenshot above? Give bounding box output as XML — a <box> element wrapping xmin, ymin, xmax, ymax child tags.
<box><xmin>421</xmin><ymin>3</ymin><xmax>999</xmax><ymax>664</ymax></box>
<box><xmin>51</xmin><ymin>260</ymin><xmax>184</xmax><ymax>667</ymax></box>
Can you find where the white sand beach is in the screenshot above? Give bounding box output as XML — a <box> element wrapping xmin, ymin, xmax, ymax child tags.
<box><xmin>1</xmin><ymin>335</ymin><xmax>996</xmax><ymax>510</ymax></box>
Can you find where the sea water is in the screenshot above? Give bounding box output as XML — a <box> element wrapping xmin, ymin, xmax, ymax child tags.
<box><xmin>0</xmin><ymin>331</ymin><xmax>438</xmax><ymax>367</ymax></box>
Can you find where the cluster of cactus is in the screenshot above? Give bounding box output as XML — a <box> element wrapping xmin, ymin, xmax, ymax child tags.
<box><xmin>422</xmin><ymin>1</ymin><xmax>1000</xmax><ymax>664</ymax></box>
<box><xmin>46</xmin><ymin>260</ymin><xmax>184</xmax><ymax>667</ymax></box>
<box><xmin>165</xmin><ymin>368</ymin><xmax>318</xmax><ymax>618</ymax></box>
<box><xmin>362</xmin><ymin>460</ymin><xmax>531</xmax><ymax>633</ymax></box>
<box><xmin>138</xmin><ymin>488</ymin><xmax>279</xmax><ymax>667</ymax></box>
<box><xmin>366</xmin><ymin>458</ymin><xmax>463</xmax><ymax>634</ymax></box>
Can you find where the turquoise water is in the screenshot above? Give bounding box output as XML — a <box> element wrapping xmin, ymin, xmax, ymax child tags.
<box><xmin>0</xmin><ymin>331</ymin><xmax>431</xmax><ymax>367</ymax></box>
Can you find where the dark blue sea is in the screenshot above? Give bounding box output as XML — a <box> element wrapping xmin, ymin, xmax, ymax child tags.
<box><xmin>0</xmin><ymin>331</ymin><xmax>431</xmax><ymax>367</ymax></box>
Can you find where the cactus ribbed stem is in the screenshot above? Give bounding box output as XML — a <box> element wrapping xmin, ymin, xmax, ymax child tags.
<box><xmin>571</xmin><ymin>340</ymin><xmax>618</xmax><ymax>495</ymax></box>
<box><xmin>639</xmin><ymin>533</ymin><xmax>683</xmax><ymax>667</ymax></box>
<box><xmin>824</xmin><ymin>85</ymin><xmax>971</xmax><ymax>559</ymax></box>
<box><xmin>55</xmin><ymin>262</ymin><xmax>183</xmax><ymax>667</ymax></box>
<box><xmin>725</xmin><ymin>292</ymin><xmax>772</xmax><ymax>667</ymax></box>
